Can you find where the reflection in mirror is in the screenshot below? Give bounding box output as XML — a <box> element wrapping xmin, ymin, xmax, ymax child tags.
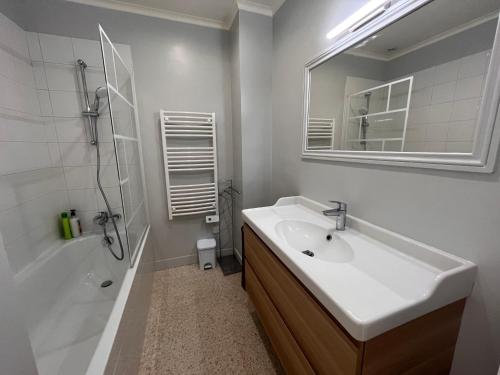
<box><xmin>306</xmin><ymin>0</ymin><xmax>499</xmax><ymax>154</ymax></box>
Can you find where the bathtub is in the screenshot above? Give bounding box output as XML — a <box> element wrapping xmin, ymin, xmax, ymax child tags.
<box><xmin>14</xmin><ymin>227</ymin><xmax>150</xmax><ymax>375</ymax></box>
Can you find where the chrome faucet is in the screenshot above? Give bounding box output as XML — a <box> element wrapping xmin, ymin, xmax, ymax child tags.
<box><xmin>93</xmin><ymin>211</ymin><xmax>121</xmax><ymax>226</ymax></box>
<box><xmin>322</xmin><ymin>201</ymin><xmax>347</xmax><ymax>231</ymax></box>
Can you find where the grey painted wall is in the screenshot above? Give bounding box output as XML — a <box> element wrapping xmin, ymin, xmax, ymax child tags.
<box><xmin>231</xmin><ymin>10</ymin><xmax>273</xmax><ymax>255</ymax></box>
<box><xmin>273</xmin><ymin>0</ymin><xmax>500</xmax><ymax>374</ymax></box>
<box><xmin>2</xmin><ymin>0</ymin><xmax>233</xmax><ymax>268</ymax></box>
<box><xmin>230</xmin><ymin>15</ymin><xmax>243</xmax><ymax>255</ymax></box>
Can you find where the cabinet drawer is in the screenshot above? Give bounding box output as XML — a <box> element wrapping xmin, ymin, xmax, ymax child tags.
<box><xmin>246</xmin><ymin>264</ymin><xmax>315</xmax><ymax>375</ymax></box>
<box><xmin>244</xmin><ymin>225</ymin><xmax>361</xmax><ymax>375</ymax></box>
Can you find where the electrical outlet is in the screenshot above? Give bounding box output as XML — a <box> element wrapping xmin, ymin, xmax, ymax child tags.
<box><xmin>206</xmin><ymin>215</ymin><xmax>219</xmax><ymax>223</ymax></box>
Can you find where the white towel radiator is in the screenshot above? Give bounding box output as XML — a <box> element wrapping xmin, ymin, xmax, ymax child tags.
<box><xmin>160</xmin><ymin>110</ymin><xmax>219</xmax><ymax>220</ymax></box>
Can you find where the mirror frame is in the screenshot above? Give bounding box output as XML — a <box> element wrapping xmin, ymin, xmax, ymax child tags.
<box><xmin>302</xmin><ymin>0</ymin><xmax>500</xmax><ymax>173</ymax></box>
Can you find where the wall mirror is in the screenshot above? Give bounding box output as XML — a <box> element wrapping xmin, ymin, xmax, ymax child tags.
<box><xmin>303</xmin><ymin>0</ymin><xmax>500</xmax><ymax>172</ymax></box>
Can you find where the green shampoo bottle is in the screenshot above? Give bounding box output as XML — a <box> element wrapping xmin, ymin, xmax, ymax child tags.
<box><xmin>61</xmin><ymin>212</ymin><xmax>72</xmax><ymax>240</ymax></box>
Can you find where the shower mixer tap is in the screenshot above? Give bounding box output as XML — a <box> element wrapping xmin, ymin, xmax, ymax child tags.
<box><xmin>94</xmin><ymin>211</ymin><xmax>121</xmax><ymax>226</ymax></box>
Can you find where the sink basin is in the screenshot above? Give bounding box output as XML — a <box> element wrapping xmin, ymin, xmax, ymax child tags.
<box><xmin>242</xmin><ymin>196</ymin><xmax>477</xmax><ymax>341</ymax></box>
<box><xmin>275</xmin><ymin>220</ymin><xmax>354</xmax><ymax>263</ymax></box>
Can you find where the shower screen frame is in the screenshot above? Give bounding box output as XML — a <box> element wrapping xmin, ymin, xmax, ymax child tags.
<box><xmin>302</xmin><ymin>0</ymin><xmax>500</xmax><ymax>173</ymax></box>
<box><xmin>99</xmin><ymin>25</ymin><xmax>150</xmax><ymax>266</ymax></box>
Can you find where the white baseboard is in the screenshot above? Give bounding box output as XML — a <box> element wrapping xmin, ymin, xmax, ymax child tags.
<box><xmin>154</xmin><ymin>254</ymin><xmax>197</xmax><ymax>271</ymax></box>
<box><xmin>233</xmin><ymin>247</ymin><xmax>242</xmax><ymax>264</ymax></box>
<box><xmin>154</xmin><ymin>247</ymin><xmax>242</xmax><ymax>271</ymax></box>
<box><xmin>220</xmin><ymin>247</ymin><xmax>234</xmax><ymax>257</ymax></box>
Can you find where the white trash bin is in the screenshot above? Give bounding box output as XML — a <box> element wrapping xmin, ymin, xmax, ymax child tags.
<box><xmin>197</xmin><ymin>238</ymin><xmax>216</xmax><ymax>270</ymax></box>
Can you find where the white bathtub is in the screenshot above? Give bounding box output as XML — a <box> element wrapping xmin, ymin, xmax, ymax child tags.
<box><xmin>14</xmin><ymin>233</ymin><xmax>132</xmax><ymax>375</ymax></box>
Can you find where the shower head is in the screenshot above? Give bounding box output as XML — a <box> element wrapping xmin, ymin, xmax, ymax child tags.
<box><xmin>93</xmin><ymin>86</ymin><xmax>108</xmax><ymax>113</ymax></box>
<box><xmin>95</xmin><ymin>86</ymin><xmax>108</xmax><ymax>99</ymax></box>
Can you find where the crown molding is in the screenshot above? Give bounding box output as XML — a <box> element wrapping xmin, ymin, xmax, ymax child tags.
<box><xmin>238</xmin><ymin>0</ymin><xmax>273</xmax><ymax>17</ymax></box>
<box><xmin>225</xmin><ymin>0</ymin><xmax>273</xmax><ymax>29</ymax></box>
<box><xmin>65</xmin><ymin>0</ymin><xmax>227</xmax><ymax>30</ymax></box>
<box><xmin>66</xmin><ymin>0</ymin><xmax>276</xmax><ymax>31</ymax></box>
<box><xmin>388</xmin><ymin>11</ymin><xmax>498</xmax><ymax>60</ymax></box>
<box><xmin>345</xmin><ymin>11</ymin><xmax>499</xmax><ymax>62</ymax></box>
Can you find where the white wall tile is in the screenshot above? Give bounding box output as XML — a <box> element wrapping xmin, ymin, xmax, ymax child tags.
<box><xmin>114</xmin><ymin>44</ymin><xmax>133</xmax><ymax>71</ymax></box>
<box><xmin>0</xmin><ymin>168</ymin><xmax>65</xmax><ymax>212</ymax></box>
<box><xmin>21</xmin><ymin>83</ymin><xmax>41</xmax><ymax>116</ymax></box>
<box><xmin>44</xmin><ymin>121</ymin><xmax>57</xmax><ymax>142</ymax></box>
<box><xmin>98</xmin><ymin>117</ymin><xmax>114</xmax><ymax>142</ymax></box>
<box><xmin>458</xmin><ymin>50</ymin><xmax>489</xmax><ymax>79</ymax></box>
<box><xmin>63</xmin><ymin>166</ymin><xmax>95</xmax><ymax>189</ymax></box>
<box><xmin>68</xmin><ymin>189</ymin><xmax>97</xmax><ymax>211</ymax></box>
<box><xmin>412</xmin><ymin>67</ymin><xmax>435</xmax><ymax>90</ymax></box>
<box><xmin>84</xmin><ymin>67</ymin><xmax>106</xmax><ymax>92</ymax></box>
<box><xmin>0</xmin><ymin>48</ymin><xmax>14</xmax><ymax>79</ymax></box>
<box><xmin>424</xmin><ymin>142</ymin><xmax>446</xmax><ymax>152</ymax></box>
<box><xmin>32</xmin><ymin>62</ymin><xmax>48</xmax><ymax>90</ymax></box>
<box><xmin>96</xmin><ymin>187</ymin><xmax>121</xmax><ymax>210</ymax></box>
<box><xmin>44</xmin><ymin>64</ymin><xmax>78</xmax><ymax>91</ymax></box>
<box><xmin>454</xmin><ymin>75</ymin><xmax>484</xmax><ymax>101</ymax></box>
<box><xmin>49</xmin><ymin>90</ymin><xmax>81</xmax><ymax>117</ymax></box>
<box><xmin>26</xmin><ymin>32</ymin><xmax>42</xmax><ymax>61</ymax></box>
<box><xmin>54</xmin><ymin>118</ymin><xmax>88</xmax><ymax>142</ymax></box>
<box><xmin>0</xmin><ymin>13</ymin><xmax>29</xmax><ymax>60</ymax></box>
<box><xmin>424</xmin><ymin>123</ymin><xmax>448</xmax><ymax>141</ymax></box>
<box><xmin>450</xmin><ymin>98</ymin><xmax>480</xmax><ymax>121</ymax></box>
<box><xmin>410</xmin><ymin>87</ymin><xmax>432</xmax><ymax>108</ymax></box>
<box><xmin>11</xmin><ymin>56</ymin><xmax>34</xmax><ymax>87</ymax></box>
<box><xmin>72</xmin><ymin>38</ymin><xmax>102</xmax><ymax>68</ymax></box>
<box><xmin>79</xmin><ymin>210</ymin><xmax>99</xmax><ymax>233</ymax></box>
<box><xmin>0</xmin><ymin>116</ymin><xmax>46</xmax><ymax>142</ymax></box>
<box><xmin>114</xmin><ymin>43</ymin><xmax>134</xmax><ymax>70</ymax></box>
<box><xmin>99</xmin><ymin>164</ymin><xmax>119</xmax><ymax>187</ymax></box>
<box><xmin>431</xmin><ymin>81</ymin><xmax>455</xmax><ymax>104</ymax></box>
<box><xmin>37</xmin><ymin>89</ymin><xmax>52</xmax><ymax>116</ymax></box>
<box><xmin>39</xmin><ymin>34</ymin><xmax>75</xmax><ymax>64</ymax></box>
<box><xmin>434</xmin><ymin>60</ymin><xmax>459</xmax><ymax>84</ymax></box>
<box><xmin>0</xmin><ymin>142</ymin><xmax>51</xmax><ymax>174</ymax></box>
<box><xmin>447</xmin><ymin>120</ymin><xmax>476</xmax><ymax>141</ymax></box>
<box><xmin>59</xmin><ymin>142</ymin><xmax>93</xmax><ymax>166</ymax></box>
<box><xmin>428</xmin><ymin>102</ymin><xmax>452</xmax><ymax>123</ymax></box>
<box><xmin>47</xmin><ymin>142</ymin><xmax>62</xmax><ymax>167</ymax></box>
<box><xmin>445</xmin><ymin>141</ymin><xmax>473</xmax><ymax>153</ymax></box>
<box><xmin>0</xmin><ymin>76</ymin><xmax>20</xmax><ymax>111</ymax></box>
<box><xmin>0</xmin><ymin>206</ymin><xmax>25</xmax><ymax>245</ymax></box>
<box><xmin>94</xmin><ymin>142</ymin><xmax>116</xmax><ymax>165</ymax></box>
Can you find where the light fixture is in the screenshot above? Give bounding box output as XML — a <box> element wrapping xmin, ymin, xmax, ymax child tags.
<box><xmin>326</xmin><ymin>0</ymin><xmax>391</xmax><ymax>40</ymax></box>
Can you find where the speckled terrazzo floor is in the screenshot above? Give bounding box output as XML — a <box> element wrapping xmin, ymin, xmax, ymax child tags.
<box><xmin>138</xmin><ymin>265</ymin><xmax>284</xmax><ymax>375</ymax></box>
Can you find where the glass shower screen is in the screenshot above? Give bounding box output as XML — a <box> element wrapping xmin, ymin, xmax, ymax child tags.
<box><xmin>99</xmin><ymin>25</ymin><xmax>148</xmax><ymax>265</ymax></box>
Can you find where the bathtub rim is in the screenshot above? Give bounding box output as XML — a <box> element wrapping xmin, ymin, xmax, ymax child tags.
<box><xmin>85</xmin><ymin>224</ymin><xmax>150</xmax><ymax>375</ymax></box>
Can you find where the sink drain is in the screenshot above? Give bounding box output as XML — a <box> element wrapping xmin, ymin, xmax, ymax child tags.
<box><xmin>101</xmin><ymin>280</ymin><xmax>113</xmax><ymax>288</ymax></box>
<box><xmin>302</xmin><ymin>250</ymin><xmax>314</xmax><ymax>257</ymax></box>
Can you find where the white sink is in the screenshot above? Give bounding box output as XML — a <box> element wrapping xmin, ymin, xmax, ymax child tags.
<box><xmin>275</xmin><ymin>220</ymin><xmax>354</xmax><ymax>263</ymax></box>
<box><xmin>242</xmin><ymin>196</ymin><xmax>477</xmax><ymax>341</ymax></box>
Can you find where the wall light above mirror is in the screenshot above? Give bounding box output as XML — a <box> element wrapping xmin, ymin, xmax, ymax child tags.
<box><xmin>303</xmin><ymin>0</ymin><xmax>500</xmax><ymax>172</ymax></box>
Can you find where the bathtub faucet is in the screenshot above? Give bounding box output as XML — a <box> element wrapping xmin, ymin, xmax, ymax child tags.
<box><xmin>94</xmin><ymin>211</ymin><xmax>121</xmax><ymax>226</ymax></box>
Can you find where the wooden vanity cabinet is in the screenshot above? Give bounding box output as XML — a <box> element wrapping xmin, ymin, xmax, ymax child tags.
<box><xmin>242</xmin><ymin>224</ymin><xmax>466</xmax><ymax>375</ymax></box>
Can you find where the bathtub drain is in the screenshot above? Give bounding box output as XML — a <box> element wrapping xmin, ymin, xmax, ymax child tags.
<box><xmin>302</xmin><ymin>250</ymin><xmax>314</xmax><ymax>257</ymax></box>
<box><xmin>101</xmin><ymin>280</ymin><xmax>113</xmax><ymax>288</ymax></box>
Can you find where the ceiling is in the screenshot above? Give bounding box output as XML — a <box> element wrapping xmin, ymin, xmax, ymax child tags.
<box><xmin>351</xmin><ymin>0</ymin><xmax>499</xmax><ymax>60</ymax></box>
<box><xmin>66</xmin><ymin>0</ymin><xmax>286</xmax><ymax>29</ymax></box>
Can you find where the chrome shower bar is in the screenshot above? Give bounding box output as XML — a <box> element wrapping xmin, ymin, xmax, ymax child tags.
<box><xmin>77</xmin><ymin>58</ymin><xmax>98</xmax><ymax>145</ymax></box>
